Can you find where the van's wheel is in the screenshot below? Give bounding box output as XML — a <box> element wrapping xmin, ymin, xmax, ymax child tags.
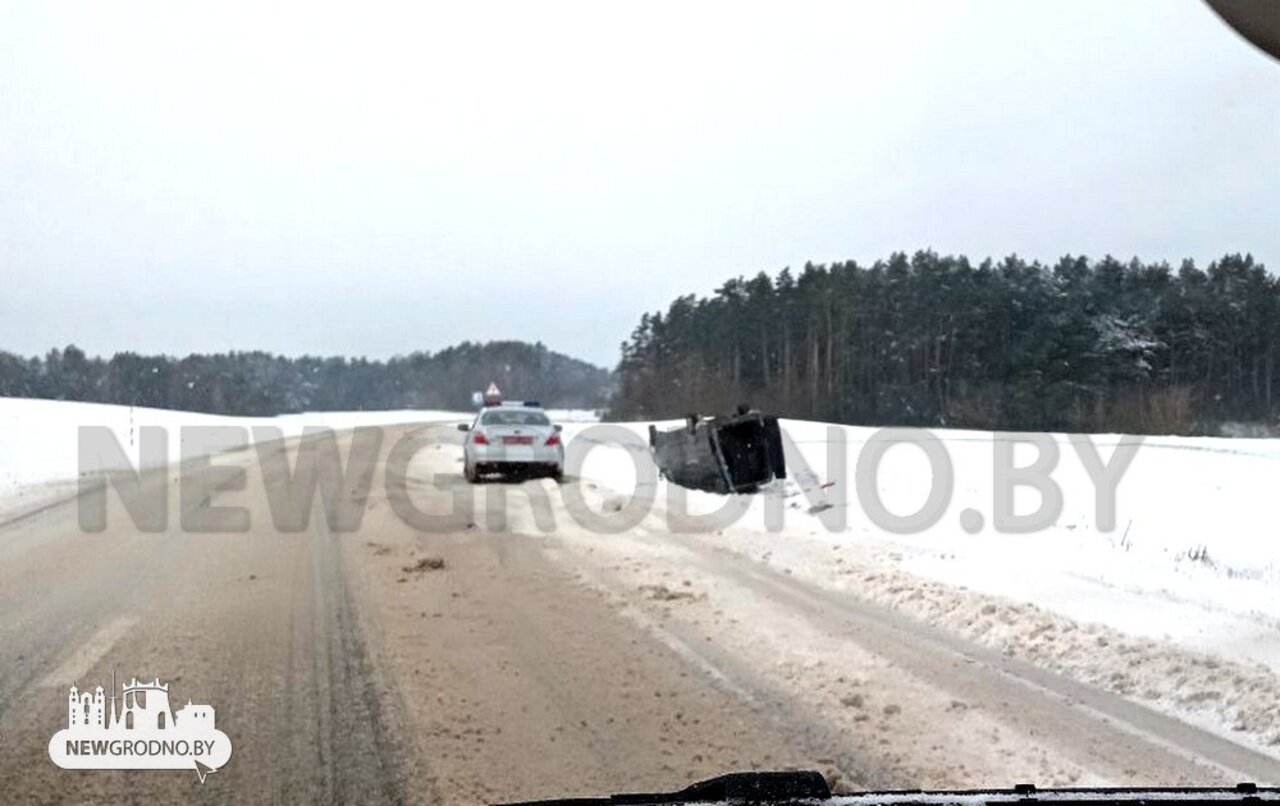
<box><xmin>464</xmin><ymin>463</ymin><xmax>478</xmax><ymax>483</ymax></box>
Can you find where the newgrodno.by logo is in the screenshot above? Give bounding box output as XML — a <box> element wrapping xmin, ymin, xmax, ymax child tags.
<box><xmin>48</xmin><ymin>674</ymin><xmax>232</xmax><ymax>783</ymax></box>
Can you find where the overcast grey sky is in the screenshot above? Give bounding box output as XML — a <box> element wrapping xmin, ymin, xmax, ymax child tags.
<box><xmin>1</xmin><ymin>1</ymin><xmax>1277</xmax><ymax>368</ymax></box>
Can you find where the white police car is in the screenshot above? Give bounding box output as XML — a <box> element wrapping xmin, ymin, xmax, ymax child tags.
<box><xmin>458</xmin><ymin>402</ymin><xmax>564</xmax><ymax>482</ymax></box>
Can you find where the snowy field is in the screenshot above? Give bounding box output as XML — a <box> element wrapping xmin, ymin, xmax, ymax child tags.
<box><xmin>563</xmin><ymin>418</ymin><xmax>1280</xmax><ymax>651</ymax></box>
<box><xmin>0</xmin><ymin>397</ymin><xmax>467</xmax><ymax>499</ymax></box>
<box><xmin>561</xmin><ymin>418</ymin><xmax>1280</xmax><ymax>754</ymax></box>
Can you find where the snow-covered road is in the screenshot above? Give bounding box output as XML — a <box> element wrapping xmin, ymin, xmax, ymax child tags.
<box><xmin>5</xmin><ymin>397</ymin><xmax>1280</xmax><ymax>788</ymax></box>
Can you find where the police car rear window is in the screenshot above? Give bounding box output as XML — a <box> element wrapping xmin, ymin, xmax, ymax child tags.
<box><xmin>481</xmin><ymin>410</ymin><xmax>551</xmax><ymax>426</ymax></box>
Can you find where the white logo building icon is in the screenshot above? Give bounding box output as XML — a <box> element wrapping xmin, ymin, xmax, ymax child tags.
<box><xmin>51</xmin><ymin>673</ymin><xmax>232</xmax><ymax>782</ymax></box>
<box><xmin>69</xmin><ymin>677</ymin><xmax>214</xmax><ymax>733</ymax></box>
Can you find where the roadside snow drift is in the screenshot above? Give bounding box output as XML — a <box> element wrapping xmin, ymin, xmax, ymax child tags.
<box><xmin>558</xmin><ymin>418</ymin><xmax>1280</xmax><ymax>755</ymax></box>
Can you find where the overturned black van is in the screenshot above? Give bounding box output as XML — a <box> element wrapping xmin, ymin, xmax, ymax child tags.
<box><xmin>648</xmin><ymin>408</ymin><xmax>787</xmax><ymax>495</ymax></box>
